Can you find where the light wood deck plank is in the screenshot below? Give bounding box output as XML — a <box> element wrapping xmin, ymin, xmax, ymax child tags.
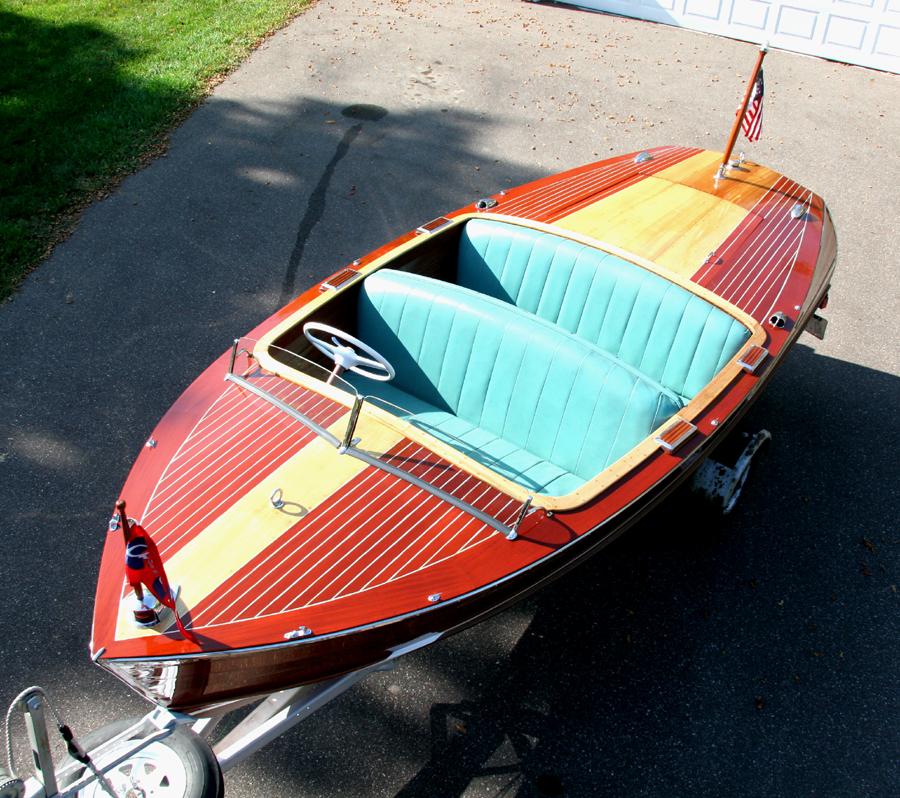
<box><xmin>553</xmin><ymin>176</ymin><xmax>751</xmax><ymax>278</ymax></box>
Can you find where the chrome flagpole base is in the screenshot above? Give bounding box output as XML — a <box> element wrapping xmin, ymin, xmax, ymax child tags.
<box><xmin>126</xmin><ymin>585</ymin><xmax>181</xmax><ymax>629</ymax></box>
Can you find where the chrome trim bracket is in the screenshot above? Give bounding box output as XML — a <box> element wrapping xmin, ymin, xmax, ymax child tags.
<box><xmin>340</xmin><ymin>394</ymin><xmax>364</xmax><ymax>451</ymax></box>
<box><xmin>320</xmin><ymin>268</ymin><xmax>361</xmax><ymax>292</ymax></box>
<box><xmin>738</xmin><ymin>344</ymin><xmax>769</xmax><ymax>374</ymax></box>
<box><xmin>509</xmin><ymin>496</ymin><xmax>534</xmax><ymax>539</ymax></box>
<box><xmin>655</xmin><ymin>418</ymin><xmax>698</xmax><ymax>454</ymax></box>
<box><xmin>416</xmin><ymin>216</ymin><xmax>453</xmax><ymax>235</ymax></box>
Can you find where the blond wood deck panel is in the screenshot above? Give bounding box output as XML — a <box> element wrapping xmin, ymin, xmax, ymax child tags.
<box><xmin>554</xmin><ymin>176</ymin><xmax>751</xmax><ymax>277</ymax></box>
<box><xmin>654</xmin><ymin>151</ymin><xmax>789</xmax><ymax>211</ymax></box>
<box><xmin>498</xmin><ymin>145</ymin><xmax>698</xmax><ymax>223</ymax></box>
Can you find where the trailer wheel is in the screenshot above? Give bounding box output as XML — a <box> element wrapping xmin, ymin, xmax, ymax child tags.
<box><xmin>59</xmin><ymin>717</ymin><xmax>223</xmax><ymax>798</ymax></box>
<box><xmin>0</xmin><ymin>767</ymin><xmax>26</xmax><ymax>798</ymax></box>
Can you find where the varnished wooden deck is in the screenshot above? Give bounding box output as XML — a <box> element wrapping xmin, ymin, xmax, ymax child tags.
<box><xmin>114</xmin><ymin>370</ymin><xmax>523</xmax><ymax>641</ymax></box>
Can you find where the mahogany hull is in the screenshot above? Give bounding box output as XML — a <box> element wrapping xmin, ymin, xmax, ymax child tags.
<box><xmin>92</xmin><ymin>147</ymin><xmax>837</xmax><ymax>714</ymax></box>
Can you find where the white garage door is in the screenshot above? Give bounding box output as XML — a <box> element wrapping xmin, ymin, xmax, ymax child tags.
<box><xmin>564</xmin><ymin>0</ymin><xmax>900</xmax><ymax>73</ymax></box>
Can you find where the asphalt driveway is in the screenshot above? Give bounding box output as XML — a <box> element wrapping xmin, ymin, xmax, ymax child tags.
<box><xmin>1</xmin><ymin>1</ymin><xmax>898</xmax><ymax>796</ymax></box>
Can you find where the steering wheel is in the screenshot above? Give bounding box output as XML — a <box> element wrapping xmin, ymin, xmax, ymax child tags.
<box><xmin>303</xmin><ymin>322</ymin><xmax>395</xmax><ymax>383</ymax></box>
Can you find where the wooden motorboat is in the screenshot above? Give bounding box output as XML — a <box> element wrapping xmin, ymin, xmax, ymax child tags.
<box><xmin>90</xmin><ymin>143</ymin><xmax>836</xmax><ymax>715</ymax></box>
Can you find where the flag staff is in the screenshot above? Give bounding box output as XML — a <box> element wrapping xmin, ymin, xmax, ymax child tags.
<box><xmin>716</xmin><ymin>41</ymin><xmax>768</xmax><ymax>181</ymax></box>
<box><xmin>116</xmin><ymin>500</ymin><xmax>144</xmax><ymax>602</ymax></box>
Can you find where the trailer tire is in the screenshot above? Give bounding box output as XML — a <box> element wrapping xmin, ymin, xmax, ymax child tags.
<box><xmin>59</xmin><ymin>717</ymin><xmax>223</xmax><ymax>798</ymax></box>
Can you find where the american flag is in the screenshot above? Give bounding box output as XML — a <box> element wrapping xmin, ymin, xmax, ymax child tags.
<box><xmin>742</xmin><ymin>70</ymin><xmax>764</xmax><ymax>142</ymax></box>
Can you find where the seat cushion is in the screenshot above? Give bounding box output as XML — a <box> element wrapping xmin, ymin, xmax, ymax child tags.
<box><xmin>457</xmin><ymin>218</ymin><xmax>751</xmax><ymax>401</ymax></box>
<box><xmin>352</xmin><ymin>270</ymin><xmax>683</xmax><ymax>496</ymax></box>
<box><xmin>349</xmin><ymin>380</ymin><xmax>586</xmax><ymax>496</ymax></box>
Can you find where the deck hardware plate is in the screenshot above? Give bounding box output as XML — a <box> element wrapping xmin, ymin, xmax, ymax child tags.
<box><xmin>738</xmin><ymin>344</ymin><xmax>769</xmax><ymax>374</ymax></box>
<box><xmin>655</xmin><ymin>418</ymin><xmax>698</xmax><ymax>453</ymax></box>
<box><xmin>320</xmin><ymin>268</ymin><xmax>361</xmax><ymax>292</ymax></box>
<box><xmin>416</xmin><ymin>216</ymin><xmax>453</xmax><ymax>235</ymax></box>
<box><xmin>124</xmin><ymin>585</ymin><xmax>180</xmax><ymax>629</ymax></box>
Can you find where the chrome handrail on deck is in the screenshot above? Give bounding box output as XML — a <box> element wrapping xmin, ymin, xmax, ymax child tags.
<box><xmin>224</xmin><ymin>366</ymin><xmax>522</xmax><ymax>540</ymax></box>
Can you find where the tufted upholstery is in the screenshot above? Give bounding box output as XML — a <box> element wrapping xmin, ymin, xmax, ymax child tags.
<box><xmin>351</xmin><ymin>270</ymin><xmax>683</xmax><ymax>497</ymax></box>
<box><xmin>457</xmin><ymin>219</ymin><xmax>751</xmax><ymax>401</ymax></box>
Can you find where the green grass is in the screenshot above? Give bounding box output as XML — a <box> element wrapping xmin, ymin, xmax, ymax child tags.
<box><xmin>0</xmin><ymin>0</ymin><xmax>311</xmax><ymax>300</ymax></box>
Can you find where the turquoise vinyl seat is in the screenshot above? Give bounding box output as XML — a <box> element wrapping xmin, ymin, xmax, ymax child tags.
<box><xmin>457</xmin><ymin>219</ymin><xmax>751</xmax><ymax>402</ymax></box>
<box><xmin>350</xmin><ymin>270</ymin><xmax>684</xmax><ymax>497</ymax></box>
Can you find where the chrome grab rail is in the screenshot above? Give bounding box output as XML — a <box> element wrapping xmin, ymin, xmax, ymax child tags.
<box><xmin>223</xmin><ymin>370</ymin><xmax>521</xmax><ymax>540</ymax></box>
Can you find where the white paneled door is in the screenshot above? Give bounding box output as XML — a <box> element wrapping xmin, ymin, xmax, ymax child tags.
<box><xmin>561</xmin><ymin>0</ymin><xmax>899</xmax><ymax>72</ymax></box>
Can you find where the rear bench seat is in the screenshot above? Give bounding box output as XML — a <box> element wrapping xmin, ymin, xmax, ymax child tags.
<box><xmin>349</xmin><ymin>270</ymin><xmax>684</xmax><ymax>498</ymax></box>
<box><xmin>457</xmin><ymin>218</ymin><xmax>751</xmax><ymax>403</ymax></box>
